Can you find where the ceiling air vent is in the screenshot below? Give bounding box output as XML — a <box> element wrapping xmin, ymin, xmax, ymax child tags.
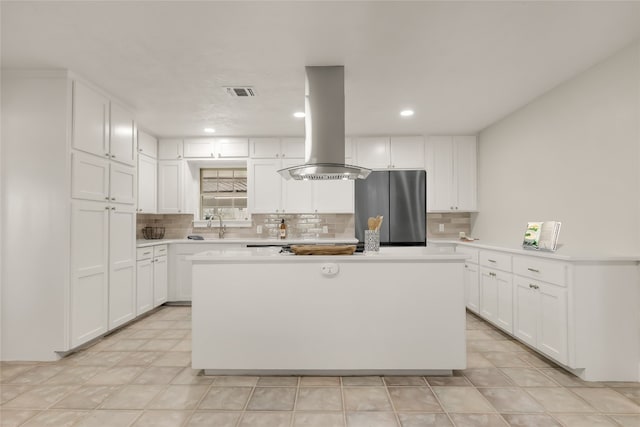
<box><xmin>224</xmin><ymin>87</ymin><xmax>257</xmax><ymax>97</ymax></box>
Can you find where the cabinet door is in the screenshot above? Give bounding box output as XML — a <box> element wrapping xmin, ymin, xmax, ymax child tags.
<box><xmin>137</xmin><ymin>130</ymin><xmax>158</xmax><ymax>159</ymax></box>
<box><xmin>390</xmin><ymin>136</ymin><xmax>425</xmax><ymax>169</ymax></box>
<box><xmin>217</xmin><ymin>138</ymin><xmax>249</xmax><ymax>158</ymax></box>
<box><xmin>158</xmin><ymin>160</ymin><xmax>184</xmax><ymax>213</ymax></box>
<box><xmin>158</xmin><ymin>139</ymin><xmax>183</xmax><ymax>160</ymax></box>
<box><xmin>250</xmin><ymin>137</ymin><xmax>281</xmax><ymax>158</ymax></box>
<box><xmin>109</xmin><ymin>103</ymin><xmax>136</xmax><ymax>166</ymax></box>
<box><xmin>354</xmin><ymin>137</ymin><xmax>390</xmax><ymax>169</ymax></box>
<box><xmin>281</xmin><ymin>158</ymin><xmax>313</xmax><ymax>213</ymax></box>
<box><xmin>428</xmin><ymin>136</ymin><xmax>454</xmax><ymax>211</ymax></box>
<box><xmin>281</xmin><ymin>137</ymin><xmax>305</xmax><ymax>159</ymax></box>
<box><xmin>153</xmin><ymin>256</ymin><xmax>168</xmax><ymax>306</ymax></box>
<box><xmin>453</xmin><ymin>136</ymin><xmax>477</xmax><ymax>211</ymax></box>
<box><xmin>175</xmin><ymin>253</ymin><xmax>193</xmax><ymax>301</ymax></box>
<box><xmin>136</xmin><ymin>259</ymin><xmax>154</xmax><ymax>316</ymax></box>
<box><xmin>513</xmin><ymin>277</ymin><xmax>538</xmax><ymax>348</ymax></box>
<box><xmin>108</xmin><ymin>205</ymin><xmax>136</xmax><ymax>329</ymax></box>
<box><xmin>464</xmin><ymin>262</ymin><xmax>480</xmax><ymax>314</ymax></box>
<box><xmin>248</xmin><ymin>159</ymin><xmax>282</xmax><ymax>213</ymax></box>
<box><xmin>538</xmin><ymin>282</ymin><xmax>568</xmax><ymax>364</ymax></box>
<box><xmin>110</xmin><ymin>163</ymin><xmax>136</xmax><ymax>205</ymax></box>
<box><xmin>184</xmin><ymin>139</ymin><xmax>215</xmax><ymax>158</ymax></box>
<box><xmin>495</xmin><ymin>271</ymin><xmax>514</xmax><ymax>333</ymax></box>
<box><xmin>480</xmin><ymin>268</ymin><xmax>498</xmax><ymax>324</ymax></box>
<box><xmin>71</xmin><ymin>151</ymin><xmax>109</xmax><ymax>202</ymax></box>
<box><xmin>72</xmin><ymin>81</ymin><xmax>109</xmax><ymax>158</ymax></box>
<box><xmin>313</xmin><ymin>180</ymin><xmax>354</xmax><ymax>213</ymax></box>
<box><xmin>137</xmin><ymin>154</ymin><xmax>157</xmax><ymax>213</ymax></box>
<box><xmin>70</xmin><ymin>200</ymin><xmax>109</xmax><ymax>347</ymax></box>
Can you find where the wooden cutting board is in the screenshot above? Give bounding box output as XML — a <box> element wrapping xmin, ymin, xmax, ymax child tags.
<box><xmin>290</xmin><ymin>245</ymin><xmax>357</xmax><ymax>255</ymax></box>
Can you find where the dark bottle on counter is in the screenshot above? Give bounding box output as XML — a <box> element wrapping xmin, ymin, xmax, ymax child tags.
<box><xmin>279</xmin><ymin>219</ymin><xmax>287</xmax><ymax>239</ymax></box>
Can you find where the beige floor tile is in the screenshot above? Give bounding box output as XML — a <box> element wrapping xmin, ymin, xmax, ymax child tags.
<box><xmin>538</xmin><ymin>368</ymin><xmax>602</xmax><ymax>387</ymax></box>
<box><xmin>478</xmin><ymin>387</ymin><xmax>544</xmax><ymax>413</ymax></box>
<box><xmin>300</xmin><ymin>376</ymin><xmax>340</xmax><ymax>386</ymax></box>
<box><xmin>431</xmin><ymin>387</ymin><xmax>494</xmax><ymax>413</ymax></box>
<box><xmin>448</xmin><ymin>413</ymin><xmax>507</xmax><ymax>427</ymax></box>
<box><xmin>553</xmin><ymin>414</ymin><xmax>619</xmax><ymax>426</ymax></box>
<box><xmin>73</xmin><ymin>409</ymin><xmax>141</xmax><ymax>427</ymax></box>
<box><xmin>171</xmin><ymin>340</ymin><xmax>192</xmax><ymax>352</ymax></box>
<box><xmin>467</xmin><ymin>340</ymin><xmax>516</xmax><ymax>353</ymax></box>
<box><xmin>397</xmin><ymin>413</ymin><xmax>452</xmax><ymax>427</ymax></box>
<box><xmin>482</xmin><ymin>352</ymin><xmax>532</xmax><ymax>368</ymax></box>
<box><xmin>73</xmin><ymin>352</ymin><xmax>130</xmax><ymax>367</ymax></box>
<box><xmin>499</xmin><ymin>368</ymin><xmax>558</xmax><ymax>387</ymax></box>
<box><xmin>425</xmin><ymin>376</ymin><xmax>471</xmax><ymax>387</ymax></box>
<box><xmin>383</xmin><ymin>376</ymin><xmax>426</xmax><ymax>386</ymax></box>
<box><xmin>132</xmin><ymin>366</ymin><xmax>182</xmax><ymax>385</ymax></box>
<box><xmin>525</xmin><ymin>387</ymin><xmax>595</xmax><ymax>413</ymax></box>
<box><xmin>571</xmin><ymin>387</ymin><xmax>640</xmax><ymax>413</ymax></box>
<box><xmin>608</xmin><ymin>414</ymin><xmax>640</xmax><ymax>427</ymax></box>
<box><xmin>148</xmin><ymin>384</ymin><xmax>209</xmax><ymax>410</ymax></box>
<box><xmin>238</xmin><ymin>411</ymin><xmax>292</xmax><ymax>427</ymax></box>
<box><xmin>293</xmin><ymin>412</ymin><xmax>345</xmax><ymax>427</ymax></box>
<box><xmin>345</xmin><ymin>411</ymin><xmax>398</xmax><ymax>427</ymax></box>
<box><xmin>155</xmin><ymin>329</ymin><xmax>190</xmax><ymax>340</ymax></box>
<box><xmin>247</xmin><ymin>387</ymin><xmax>297</xmax><ymax>411</ymax></box>
<box><xmin>116</xmin><ymin>351</ymin><xmax>163</xmax><ymax>367</ymax></box>
<box><xmin>296</xmin><ymin>387</ymin><xmax>342</xmax><ymax>411</ymax></box>
<box><xmin>0</xmin><ymin>409</ymin><xmax>39</xmax><ymax>427</ymax></box>
<box><xmin>20</xmin><ymin>410</ymin><xmax>88</xmax><ymax>427</ymax></box>
<box><xmin>52</xmin><ymin>385</ymin><xmax>118</xmax><ymax>409</ymax></box>
<box><xmin>138</xmin><ymin>339</ymin><xmax>181</xmax><ymax>352</ymax></box>
<box><xmin>170</xmin><ymin>367</ymin><xmax>214</xmax><ymax>385</ymax></box>
<box><xmin>463</xmin><ymin>368</ymin><xmax>514</xmax><ymax>387</ymax></box>
<box><xmin>187</xmin><ymin>411</ymin><xmax>241</xmax><ymax>426</ymax></box>
<box><xmin>342</xmin><ymin>376</ymin><xmax>384</xmax><ymax>386</ymax></box>
<box><xmin>343</xmin><ymin>387</ymin><xmax>393</xmax><ymax>411</ymax></box>
<box><xmin>466</xmin><ymin>352</ymin><xmax>494</xmax><ymax>368</ymax></box>
<box><xmin>0</xmin><ymin>365</ymin><xmax>36</xmax><ymax>383</ymax></box>
<box><xmin>173</xmin><ymin>320</ymin><xmax>191</xmax><ymax>329</ymax></box>
<box><xmin>387</xmin><ymin>387</ymin><xmax>442</xmax><ymax>412</ymax></box>
<box><xmin>127</xmin><ymin>329</ymin><xmax>162</xmax><ymax>339</ymax></box>
<box><xmin>502</xmin><ymin>414</ymin><xmax>562</xmax><ymax>426</ymax></box>
<box><xmin>198</xmin><ymin>386</ymin><xmax>252</xmax><ymax>410</ymax></box>
<box><xmin>6</xmin><ymin>366</ymin><xmax>65</xmax><ymax>385</ymax></box>
<box><xmin>151</xmin><ymin>351</ymin><xmax>191</xmax><ymax>367</ymax></box>
<box><xmin>1</xmin><ymin>384</ymin><xmax>31</xmax><ymax>404</ymax></box>
<box><xmin>257</xmin><ymin>376</ymin><xmax>299</xmax><ymax>386</ymax></box>
<box><xmin>212</xmin><ymin>376</ymin><xmax>258</xmax><ymax>387</ymax></box>
<box><xmin>105</xmin><ymin>340</ymin><xmax>149</xmax><ymax>351</ymax></box>
<box><xmin>100</xmin><ymin>384</ymin><xmax>165</xmax><ymax>409</ymax></box>
<box><xmin>466</xmin><ymin>330</ymin><xmax>499</xmax><ymax>340</ymax></box>
<box><xmin>43</xmin><ymin>366</ymin><xmax>105</xmax><ymax>385</ymax></box>
<box><xmin>516</xmin><ymin>352</ymin><xmax>556</xmax><ymax>368</ymax></box>
<box><xmin>84</xmin><ymin>366</ymin><xmax>145</xmax><ymax>385</ymax></box>
<box><xmin>615</xmin><ymin>387</ymin><xmax>640</xmax><ymax>405</ymax></box>
<box><xmin>2</xmin><ymin>385</ymin><xmax>77</xmax><ymax>409</ymax></box>
<box><xmin>131</xmin><ymin>410</ymin><xmax>191</xmax><ymax>427</ymax></box>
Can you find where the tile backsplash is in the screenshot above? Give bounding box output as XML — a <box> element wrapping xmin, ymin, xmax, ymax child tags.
<box><xmin>137</xmin><ymin>212</ymin><xmax>470</xmax><ymax>241</ymax></box>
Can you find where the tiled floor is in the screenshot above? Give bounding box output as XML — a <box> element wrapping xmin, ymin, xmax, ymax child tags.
<box><xmin>1</xmin><ymin>307</ymin><xmax>639</xmax><ymax>427</ymax></box>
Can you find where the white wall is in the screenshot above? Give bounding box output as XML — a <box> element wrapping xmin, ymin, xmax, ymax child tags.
<box><xmin>473</xmin><ymin>41</ymin><xmax>640</xmax><ymax>254</ymax></box>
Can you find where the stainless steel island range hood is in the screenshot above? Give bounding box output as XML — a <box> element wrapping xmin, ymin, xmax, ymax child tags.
<box><xmin>278</xmin><ymin>66</ymin><xmax>371</xmax><ymax>180</ymax></box>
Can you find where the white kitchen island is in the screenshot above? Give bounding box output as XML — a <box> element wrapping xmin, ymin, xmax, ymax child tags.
<box><xmin>190</xmin><ymin>247</ymin><xmax>468</xmax><ymax>375</ymax></box>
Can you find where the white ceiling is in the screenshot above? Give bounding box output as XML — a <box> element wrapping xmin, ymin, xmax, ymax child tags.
<box><xmin>2</xmin><ymin>1</ymin><xmax>640</xmax><ymax>138</ymax></box>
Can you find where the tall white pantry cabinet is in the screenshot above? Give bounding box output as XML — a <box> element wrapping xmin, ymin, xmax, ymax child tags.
<box><xmin>1</xmin><ymin>71</ymin><xmax>137</xmax><ymax>360</ymax></box>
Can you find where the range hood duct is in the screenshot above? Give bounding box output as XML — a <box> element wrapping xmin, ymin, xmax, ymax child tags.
<box><xmin>278</xmin><ymin>66</ymin><xmax>371</xmax><ymax>181</ymax></box>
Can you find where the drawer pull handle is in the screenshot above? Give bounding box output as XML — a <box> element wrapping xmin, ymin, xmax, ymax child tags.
<box><xmin>529</xmin><ymin>283</ymin><xmax>539</xmax><ymax>290</ymax></box>
<box><xmin>527</xmin><ymin>268</ymin><xmax>540</xmax><ymax>273</ymax></box>
<box><xmin>488</xmin><ymin>259</ymin><xmax>497</xmax><ymax>263</ymax></box>
<box><xmin>143</xmin><ymin>251</ymin><xmax>151</xmax><ymax>255</ymax></box>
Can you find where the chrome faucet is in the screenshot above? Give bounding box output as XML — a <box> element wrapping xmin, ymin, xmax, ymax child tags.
<box><xmin>213</xmin><ymin>214</ymin><xmax>226</xmax><ymax>239</ymax></box>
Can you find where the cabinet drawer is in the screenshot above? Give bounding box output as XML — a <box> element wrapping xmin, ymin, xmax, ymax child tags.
<box><xmin>137</xmin><ymin>247</ymin><xmax>154</xmax><ymax>260</ymax></box>
<box><xmin>457</xmin><ymin>246</ymin><xmax>479</xmax><ymax>264</ymax></box>
<box><xmin>153</xmin><ymin>245</ymin><xmax>168</xmax><ymax>257</ymax></box>
<box><xmin>480</xmin><ymin>250</ymin><xmax>512</xmax><ymax>271</ymax></box>
<box><xmin>513</xmin><ymin>256</ymin><xmax>567</xmax><ymax>287</ymax></box>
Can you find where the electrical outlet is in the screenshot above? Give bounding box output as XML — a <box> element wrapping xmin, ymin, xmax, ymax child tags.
<box><xmin>439</xmin><ymin>223</ymin><xmax>445</xmax><ymax>232</ymax></box>
<box><xmin>257</xmin><ymin>225</ymin><xmax>263</xmax><ymax>234</ymax></box>
<box><xmin>322</xmin><ymin>225</ymin><xmax>329</xmax><ymax>234</ymax></box>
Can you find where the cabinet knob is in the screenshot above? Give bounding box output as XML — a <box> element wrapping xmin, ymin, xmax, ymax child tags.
<box><xmin>178</xmin><ymin>155</ymin><xmax>182</xmax><ymax>159</ymax></box>
<box><xmin>104</xmin><ymin>206</ymin><xmax>109</xmax><ymax>210</ymax></box>
<box><xmin>276</xmin><ymin>154</ymin><xmax>280</xmax><ymax>158</ymax></box>
<box><xmin>105</xmin><ymin>197</ymin><xmax>109</xmax><ymax>200</ymax></box>
<box><xmin>111</xmin><ymin>154</ymin><xmax>116</xmax><ymax>159</ymax></box>
<box><xmin>282</xmin><ymin>153</ymin><xmax>286</xmax><ymax>158</ymax></box>
<box><xmin>111</xmin><ymin>207</ymin><xmax>116</xmax><ymax>210</ymax></box>
<box><xmin>450</xmin><ymin>206</ymin><xmax>454</xmax><ymax>210</ymax></box>
<box><xmin>111</xmin><ymin>197</ymin><xmax>116</xmax><ymax>201</ymax></box>
<box><xmin>105</xmin><ymin>153</ymin><xmax>110</xmax><ymax>157</ymax></box>
<box><xmin>138</xmin><ymin>148</ymin><xmax>143</xmax><ymax>152</ymax></box>
<box><xmin>178</xmin><ymin>210</ymin><xmax>182</xmax><ymax>213</ymax></box>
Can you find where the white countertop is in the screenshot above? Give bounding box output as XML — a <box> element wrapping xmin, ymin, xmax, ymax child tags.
<box><xmin>188</xmin><ymin>246</ymin><xmax>467</xmax><ymax>263</ymax></box>
<box><xmin>136</xmin><ymin>237</ymin><xmax>359</xmax><ymax>248</ymax></box>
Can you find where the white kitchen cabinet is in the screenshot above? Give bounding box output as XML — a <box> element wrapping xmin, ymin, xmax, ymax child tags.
<box><xmin>480</xmin><ymin>251</ymin><xmax>513</xmax><ymax>334</ymax></box>
<box><xmin>158</xmin><ymin>139</ymin><xmax>183</xmax><ymax>160</ymax></box>
<box><xmin>281</xmin><ymin>158</ymin><xmax>314</xmax><ymax>212</ymax></box>
<box><xmin>70</xmin><ymin>200</ymin><xmax>109</xmax><ymax>347</ymax></box>
<box><xmin>464</xmin><ymin>261</ymin><xmax>480</xmax><ymax>314</ymax></box>
<box><xmin>108</xmin><ymin>204</ymin><xmax>136</xmax><ymax>330</ymax></box>
<box><xmin>312</xmin><ymin>180</ymin><xmax>354</xmax><ymax>213</ymax></box>
<box><xmin>249</xmin><ymin>137</ymin><xmax>305</xmax><ymax>159</ymax></box>
<box><xmin>248</xmin><ymin>158</ymin><xmax>282</xmax><ymax>213</ymax></box>
<box><xmin>109</xmin><ymin>102</ymin><xmax>136</xmax><ymax>166</ymax></box>
<box><xmin>72</xmin><ymin>80</ymin><xmax>109</xmax><ymax>158</ymax></box>
<box><xmin>137</xmin><ymin>130</ymin><xmax>158</xmax><ymax>158</ymax></box>
<box><xmin>354</xmin><ymin>137</ymin><xmax>390</xmax><ymax>169</ymax></box>
<box><xmin>153</xmin><ymin>254</ymin><xmax>168</xmax><ymax>306</ymax></box>
<box><xmin>426</xmin><ymin>135</ymin><xmax>477</xmax><ymax>212</ymax></box>
<box><xmin>184</xmin><ymin>138</ymin><xmax>249</xmax><ymax>158</ymax></box>
<box><xmin>354</xmin><ymin>136</ymin><xmax>424</xmax><ymax>169</ymax></box>
<box><xmin>71</xmin><ymin>151</ymin><xmax>109</xmax><ymax>202</ymax></box>
<box><xmin>137</xmin><ymin>154</ymin><xmax>157</xmax><ymax>213</ymax></box>
<box><xmin>109</xmin><ymin>163</ymin><xmax>136</xmax><ymax>205</ymax></box>
<box><xmin>158</xmin><ymin>160</ymin><xmax>184</xmax><ymax>213</ymax></box>
<box><xmin>136</xmin><ymin>257</ymin><xmax>154</xmax><ymax>316</ymax></box>
<box><xmin>183</xmin><ymin>138</ymin><xmax>215</xmax><ymax>158</ymax></box>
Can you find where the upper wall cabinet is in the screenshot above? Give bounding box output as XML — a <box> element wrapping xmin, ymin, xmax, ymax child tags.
<box><xmin>137</xmin><ymin>130</ymin><xmax>158</xmax><ymax>159</ymax></box>
<box><xmin>158</xmin><ymin>139</ymin><xmax>183</xmax><ymax>160</ymax></box>
<box><xmin>354</xmin><ymin>136</ymin><xmax>425</xmax><ymax>169</ymax></box>
<box><xmin>183</xmin><ymin>138</ymin><xmax>249</xmax><ymax>158</ymax></box>
<box><xmin>72</xmin><ymin>81</ymin><xmax>136</xmax><ymax>167</ymax></box>
<box><xmin>250</xmin><ymin>137</ymin><xmax>305</xmax><ymax>159</ymax></box>
<box><xmin>425</xmin><ymin>135</ymin><xmax>477</xmax><ymax>212</ymax></box>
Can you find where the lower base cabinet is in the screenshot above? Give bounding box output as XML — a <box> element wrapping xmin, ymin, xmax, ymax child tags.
<box><xmin>136</xmin><ymin>245</ymin><xmax>168</xmax><ymax>316</ymax></box>
<box><xmin>136</xmin><ymin>258</ymin><xmax>154</xmax><ymax>315</ymax></box>
<box><xmin>464</xmin><ymin>261</ymin><xmax>480</xmax><ymax>314</ymax></box>
<box><xmin>480</xmin><ymin>267</ymin><xmax>513</xmax><ymax>333</ymax></box>
<box><xmin>153</xmin><ymin>255</ymin><xmax>168</xmax><ymax>306</ymax></box>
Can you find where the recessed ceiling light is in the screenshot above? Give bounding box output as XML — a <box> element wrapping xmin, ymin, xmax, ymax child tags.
<box><xmin>204</xmin><ymin>128</ymin><xmax>216</xmax><ymax>133</ymax></box>
<box><xmin>293</xmin><ymin>112</ymin><xmax>306</xmax><ymax>118</ymax></box>
<box><xmin>400</xmin><ymin>110</ymin><xmax>414</xmax><ymax>117</ymax></box>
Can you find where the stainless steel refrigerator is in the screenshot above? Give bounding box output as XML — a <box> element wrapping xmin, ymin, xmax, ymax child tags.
<box><xmin>355</xmin><ymin>170</ymin><xmax>426</xmax><ymax>247</ymax></box>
